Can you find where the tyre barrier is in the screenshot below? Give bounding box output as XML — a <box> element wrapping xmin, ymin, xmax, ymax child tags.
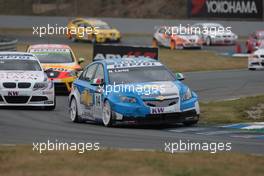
<box><xmin>0</xmin><ymin>36</ymin><xmax>17</xmax><ymax>51</ymax></box>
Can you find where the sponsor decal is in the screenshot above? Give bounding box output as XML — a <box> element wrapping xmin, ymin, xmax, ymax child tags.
<box><xmin>0</xmin><ymin>72</ymin><xmax>40</xmax><ymax>80</ymax></box>
<box><xmin>107</xmin><ymin>61</ymin><xmax>162</xmax><ymax>69</ymax></box>
<box><xmin>94</xmin><ymin>93</ymin><xmax>101</xmax><ymax>107</ymax></box>
<box><xmin>42</xmin><ymin>65</ymin><xmax>75</xmax><ymax>71</ymax></box>
<box><xmin>80</xmin><ymin>90</ymin><xmax>93</xmax><ymax>107</ymax></box>
<box><xmin>30</xmin><ymin>48</ymin><xmax>71</xmax><ymax>53</ymax></box>
<box><xmin>156</xmin><ymin>96</ymin><xmax>166</xmax><ymax>101</ymax></box>
<box><xmin>8</xmin><ymin>91</ymin><xmax>19</xmax><ymax>96</ymax></box>
<box><xmin>189</xmin><ymin>0</ymin><xmax>263</xmax><ymax>19</ymax></box>
<box><xmin>151</xmin><ymin>107</ymin><xmax>165</xmax><ymax>114</ymax></box>
<box><xmin>93</xmin><ymin>44</ymin><xmax>159</xmax><ymax>61</ymax></box>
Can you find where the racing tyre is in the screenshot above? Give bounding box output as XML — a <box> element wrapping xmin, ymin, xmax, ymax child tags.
<box><xmin>71</xmin><ymin>35</ymin><xmax>78</xmax><ymax>42</ymax></box>
<box><xmin>70</xmin><ymin>97</ymin><xmax>83</xmax><ymax>123</ymax></box>
<box><xmin>249</xmin><ymin>68</ymin><xmax>256</xmax><ymax>71</ymax></box>
<box><xmin>44</xmin><ymin>97</ymin><xmax>56</xmax><ymax>111</ymax></box>
<box><xmin>102</xmin><ymin>100</ymin><xmax>113</xmax><ymax>127</ymax></box>
<box><xmin>205</xmin><ymin>37</ymin><xmax>211</xmax><ymax>46</ymax></box>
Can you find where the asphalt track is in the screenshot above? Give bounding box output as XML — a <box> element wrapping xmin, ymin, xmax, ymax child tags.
<box><xmin>0</xmin><ymin>17</ymin><xmax>263</xmax><ymax>154</ymax></box>
<box><xmin>1</xmin><ymin>15</ymin><xmax>263</xmax><ymax>36</ymax></box>
<box><xmin>1</xmin><ymin>70</ymin><xmax>264</xmax><ymax>154</ymax></box>
<box><xmin>9</xmin><ymin>33</ymin><xmax>242</xmax><ymax>54</ymax></box>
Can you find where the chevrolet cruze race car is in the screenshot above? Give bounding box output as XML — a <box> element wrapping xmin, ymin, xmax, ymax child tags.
<box><xmin>27</xmin><ymin>44</ymin><xmax>83</xmax><ymax>92</ymax></box>
<box><xmin>0</xmin><ymin>52</ymin><xmax>55</xmax><ymax>110</ymax></box>
<box><xmin>66</xmin><ymin>18</ymin><xmax>121</xmax><ymax>43</ymax></box>
<box><xmin>191</xmin><ymin>23</ymin><xmax>238</xmax><ymax>46</ymax></box>
<box><xmin>248</xmin><ymin>44</ymin><xmax>264</xmax><ymax>70</ymax></box>
<box><xmin>69</xmin><ymin>57</ymin><xmax>200</xmax><ymax>127</ymax></box>
<box><xmin>152</xmin><ymin>26</ymin><xmax>203</xmax><ymax>49</ymax></box>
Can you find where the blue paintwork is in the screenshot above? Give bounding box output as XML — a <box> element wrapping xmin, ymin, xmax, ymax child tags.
<box><xmin>73</xmin><ymin>57</ymin><xmax>199</xmax><ymax>119</ymax></box>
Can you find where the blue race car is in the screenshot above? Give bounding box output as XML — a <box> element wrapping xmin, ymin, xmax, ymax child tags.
<box><xmin>69</xmin><ymin>57</ymin><xmax>200</xmax><ymax>127</ymax></box>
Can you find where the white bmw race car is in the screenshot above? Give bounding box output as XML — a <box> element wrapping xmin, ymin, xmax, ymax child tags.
<box><xmin>248</xmin><ymin>44</ymin><xmax>264</xmax><ymax>70</ymax></box>
<box><xmin>0</xmin><ymin>52</ymin><xmax>55</xmax><ymax>110</ymax></box>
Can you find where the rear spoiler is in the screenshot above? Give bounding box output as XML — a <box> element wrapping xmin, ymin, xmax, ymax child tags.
<box><xmin>92</xmin><ymin>44</ymin><xmax>159</xmax><ymax>61</ymax></box>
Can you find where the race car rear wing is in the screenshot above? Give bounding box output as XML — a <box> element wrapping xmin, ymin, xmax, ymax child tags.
<box><xmin>92</xmin><ymin>44</ymin><xmax>159</xmax><ymax>61</ymax></box>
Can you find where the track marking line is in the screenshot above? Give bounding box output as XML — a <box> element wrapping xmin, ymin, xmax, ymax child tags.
<box><xmin>168</xmin><ymin>127</ymin><xmax>208</xmax><ymax>133</ymax></box>
<box><xmin>196</xmin><ymin>131</ymin><xmax>235</xmax><ymax>135</ymax></box>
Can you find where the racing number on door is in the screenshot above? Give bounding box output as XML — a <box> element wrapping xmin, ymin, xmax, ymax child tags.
<box><xmin>94</xmin><ymin>93</ymin><xmax>101</xmax><ymax>107</ymax></box>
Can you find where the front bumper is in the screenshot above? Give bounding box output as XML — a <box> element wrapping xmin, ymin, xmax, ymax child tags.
<box><xmin>211</xmin><ymin>37</ymin><xmax>236</xmax><ymax>45</ymax></box>
<box><xmin>115</xmin><ymin>110</ymin><xmax>199</xmax><ymax>125</ymax></box>
<box><xmin>96</xmin><ymin>35</ymin><xmax>121</xmax><ymax>43</ymax></box>
<box><xmin>182</xmin><ymin>43</ymin><xmax>202</xmax><ymax>48</ymax></box>
<box><xmin>248</xmin><ymin>58</ymin><xmax>264</xmax><ymax>69</ymax></box>
<box><xmin>0</xmin><ymin>89</ymin><xmax>55</xmax><ymax>107</ymax></box>
<box><xmin>110</xmin><ymin>98</ymin><xmax>200</xmax><ymax>125</ymax></box>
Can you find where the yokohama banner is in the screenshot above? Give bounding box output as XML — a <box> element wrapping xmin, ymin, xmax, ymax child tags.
<box><xmin>188</xmin><ymin>0</ymin><xmax>263</xmax><ymax>19</ymax></box>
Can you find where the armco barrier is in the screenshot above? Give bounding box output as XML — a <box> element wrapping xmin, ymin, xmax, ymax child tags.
<box><xmin>0</xmin><ymin>37</ymin><xmax>17</xmax><ymax>51</ymax></box>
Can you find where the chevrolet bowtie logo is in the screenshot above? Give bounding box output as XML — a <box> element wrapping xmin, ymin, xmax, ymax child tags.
<box><xmin>156</xmin><ymin>96</ymin><xmax>165</xmax><ymax>101</ymax></box>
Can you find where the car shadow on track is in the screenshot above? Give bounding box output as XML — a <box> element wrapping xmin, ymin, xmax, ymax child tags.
<box><xmin>83</xmin><ymin>120</ymin><xmax>199</xmax><ymax>130</ymax></box>
<box><xmin>0</xmin><ymin>106</ymin><xmax>52</xmax><ymax>111</ymax></box>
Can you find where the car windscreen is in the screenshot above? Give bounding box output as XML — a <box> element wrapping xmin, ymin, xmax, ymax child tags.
<box><xmin>30</xmin><ymin>50</ymin><xmax>74</xmax><ymax>63</ymax></box>
<box><xmin>94</xmin><ymin>24</ymin><xmax>112</xmax><ymax>29</ymax></box>
<box><xmin>108</xmin><ymin>66</ymin><xmax>176</xmax><ymax>84</ymax></box>
<box><xmin>0</xmin><ymin>59</ymin><xmax>42</xmax><ymax>71</ymax></box>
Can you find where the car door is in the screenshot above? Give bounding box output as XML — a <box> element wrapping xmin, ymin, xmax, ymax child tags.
<box><xmin>77</xmin><ymin>63</ymin><xmax>98</xmax><ymax>119</ymax></box>
<box><xmin>91</xmin><ymin>64</ymin><xmax>105</xmax><ymax>120</ymax></box>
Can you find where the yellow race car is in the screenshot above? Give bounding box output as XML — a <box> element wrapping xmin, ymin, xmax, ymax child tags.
<box><xmin>27</xmin><ymin>44</ymin><xmax>84</xmax><ymax>93</ymax></box>
<box><xmin>66</xmin><ymin>18</ymin><xmax>121</xmax><ymax>43</ymax></box>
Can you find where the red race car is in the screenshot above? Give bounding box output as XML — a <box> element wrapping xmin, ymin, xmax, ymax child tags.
<box><xmin>246</xmin><ymin>30</ymin><xmax>264</xmax><ymax>53</ymax></box>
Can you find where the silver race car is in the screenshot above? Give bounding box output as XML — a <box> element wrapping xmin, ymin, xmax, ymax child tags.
<box><xmin>0</xmin><ymin>52</ymin><xmax>55</xmax><ymax>110</ymax></box>
<box><xmin>191</xmin><ymin>23</ymin><xmax>238</xmax><ymax>46</ymax></box>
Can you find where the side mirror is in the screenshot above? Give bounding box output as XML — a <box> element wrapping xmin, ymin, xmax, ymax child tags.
<box><xmin>44</xmin><ymin>68</ymin><xmax>53</xmax><ymax>73</ymax></box>
<box><xmin>90</xmin><ymin>78</ymin><xmax>104</xmax><ymax>86</ymax></box>
<box><xmin>175</xmin><ymin>73</ymin><xmax>185</xmax><ymax>81</ymax></box>
<box><xmin>78</xmin><ymin>58</ymin><xmax>85</xmax><ymax>64</ymax></box>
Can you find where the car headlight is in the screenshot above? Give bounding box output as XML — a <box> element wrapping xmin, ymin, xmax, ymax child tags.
<box><xmin>182</xmin><ymin>88</ymin><xmax>192</xmax><ymax>101</ymax></box>
<box><xmin>120</xmin><ymin>96</ymin><xmax>137</xmax><ymax>103</ymax></box>
<box><xmin>33</xmin><ymin>82</ymin><xmax>48</xmax><ymax>91</ymax></box>
<box><xmin>252</xmin><ymin>55</ymin><xmax>259</xmax><ymax>59</ymax></box>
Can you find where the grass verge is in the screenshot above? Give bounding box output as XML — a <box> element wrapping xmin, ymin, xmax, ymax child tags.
<box><xmin>200</xmin><ymin>95</ymin><xmax>264</xmax><ymax>124</ymax></box>
<box><xmin>0</xmin><ymin>145</ymin><xmax>264</xmax><ymax>176</ymax></box>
